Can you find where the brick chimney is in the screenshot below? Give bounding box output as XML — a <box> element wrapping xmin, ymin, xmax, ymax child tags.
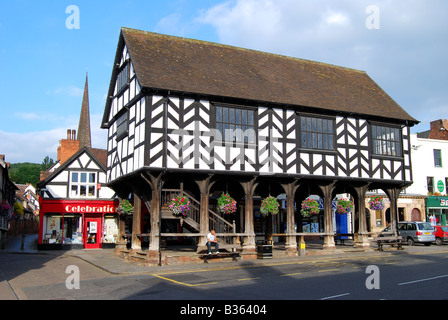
<box><xmin>428</xmin><ymin>119</ymin><xmax>448</xmax><ymax>140</ymax></box>
<box><xmin>57</xmin><ymin>129</ymin><xmax>80</xmax><ymax>165</ymax></box>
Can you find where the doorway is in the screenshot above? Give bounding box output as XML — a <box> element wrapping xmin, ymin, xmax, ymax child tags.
<box><xmin>84</xmin><ymin>218</ymin><xmax>102</xmax><ymax>249</ymax></box>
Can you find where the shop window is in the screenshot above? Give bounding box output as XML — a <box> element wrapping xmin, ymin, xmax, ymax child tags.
<box><xmin>103</xmin><ymin>215</ymin><xmax>119</xmax><ymax>243</ymax></box>
<box><xmin>70</xmin><ymin>172</ymin><xmax>97</xmax><ymax>198</ymax></box>
<box><xmin>42</xmin><ymin>214</ymin><xmax>63</xmax><ymax>244</ymax></box>
<box><xmin>63</xmin><ymin>214</ymin><xmax>83</xmax><ymax>244</ymax></box>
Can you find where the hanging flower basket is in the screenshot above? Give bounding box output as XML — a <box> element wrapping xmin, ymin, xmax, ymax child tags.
<box><xmin>217</xmin><ymin>193</ymin><xmax>237</xmax><ymax>214</ymax></box>
<box><xmin>117</xmin><ymin>199</ymin><xmax>134</xmax><ymax>216</ymax></box>
<box><xmin>260</xmin><ymin>196</ymin><xmax>280</xmax><ymax>216</ymax></box>
<box><xmin>0</xmin><ymin>200</ymin><xmax>11</xmax><ymax>216</ymax></box>
<box><xmin>369</xmin><ymin>195</ymin><xmax>385</xmax><ymax>210</ymax></box>
<box><xmin>169</xmin><ymin>195</ymin><xmax>191</xmax><ymax>217</ymax></box>
<box><xmin>300</xmin><ymin>198</ymin><xmax>320</xmax><ymax>217</ymax></box>
<box><xmin>336</xmin><ymin>198</ymin><xmax>354</xmax><ymax>214</ymax></box>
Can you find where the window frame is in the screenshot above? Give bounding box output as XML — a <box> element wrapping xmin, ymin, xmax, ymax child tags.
<box><xmin>116</xmin><ymin>63</ymin><xmax>130</xmax><ymax>94</ymax></box>
<box><xmin>115</xmin><ymin>110</ymin><xmax>129</xmax><ymax>142</ymax></box>
<box><xmin>434</xmin><ymin>149</ymin><xmax>442</xmax><ymax>168</ymax></box>
<box><xmin>298</xmin><ymin>114</ymin><xmax>336</xmax><ymax>152</ymax></box>
<box><xmin>212</xmin><ymin>104</ymin><xmax>257</xmax><ymax>145</ymax></box>
<box><xmin>69</xmin><ymin>171</ymin><xmax>98</xmax><ymax>199</ymax></box>
<box><xmin>370</xmin><ymin>123</ymin><xmax>403</xmax><ymax>158</ymax></box>
<box><xmin>427</xmin><ymin>176</ymin><xmax>434</xmax><ymax>194</ymax></box>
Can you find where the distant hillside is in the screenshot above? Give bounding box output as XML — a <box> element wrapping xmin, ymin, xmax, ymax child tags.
<box><xmin>9</xmin><ymin>163</ymin><xmax>42</xmax><ymax>187</ymax></box>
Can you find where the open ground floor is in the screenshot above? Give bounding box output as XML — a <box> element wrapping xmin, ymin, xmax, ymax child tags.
<box><xmin>106</xmin><ymin>169</ymin><xmax>418</xmax><ymax>265</ymax></box>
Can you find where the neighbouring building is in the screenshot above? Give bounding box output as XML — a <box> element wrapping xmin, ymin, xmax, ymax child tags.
<box><xmin>101</xmin><ymin>28</ymin><xmax>419</xmax><ymax>261</ymax></box>
<box><xmin>407</xmin><ymin>119</ymin><xmax>448</xmax><ymax>226</ymax></box>
<box><xmin>0</xmin><ymin>155</ymin><xmax>18</xmax><ymax>248</ymax></box>
<box><xmin>37</xmin><ymin>75</ymin><xmax>119</xmax><ymax>250</ymax></box>
<box><xmin>364</xmin><ymin>119</ymin><xmax>448</xmax><ymax>232</ymax></box>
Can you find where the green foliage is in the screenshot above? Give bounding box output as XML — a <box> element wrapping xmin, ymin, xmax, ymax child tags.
<box><xmin>9</xmin><ymin>156</ymin><xmax>54</xmax><ymax>186</ymax></box>
<box><xmin>14</xmin><ymin>201</ymin><xmax>24</xmax><ymax>216</ymax></box>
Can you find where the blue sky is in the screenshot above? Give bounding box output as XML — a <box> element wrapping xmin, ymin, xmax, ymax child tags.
<box><xmin>1</xmin><ymin>0</ymin><xmax>447</xmax><ymax>163</ymax></box>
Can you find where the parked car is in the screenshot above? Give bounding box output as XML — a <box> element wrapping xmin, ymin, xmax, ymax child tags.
<box><xmin>380</xmin><ymin>221</ymin><xmax>435</xmax><ymax>246</ymax></box>
<box><xmin>433</xmin><ymin>226</ymin><xmax>448</xmax><ymax>245</ymax></box>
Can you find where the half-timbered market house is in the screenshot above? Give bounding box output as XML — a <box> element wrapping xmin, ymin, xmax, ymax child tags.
<box><xmin>101</xmin><ymin>27</ymin><xmax>419</xmax><ymax>262</ymax></box>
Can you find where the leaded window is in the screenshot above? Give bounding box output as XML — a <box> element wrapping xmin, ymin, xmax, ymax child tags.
<box><xmin>215</xmin><ymin>105</ymin><xmax>256</xmax><ymax>143</ymax></box>
<box><xmin>300</xmin><ymin>116</ymin><xmax>335</xmax><ymax>150</ymax></box>
<box><xmin>116</xmin><ymin>111</ymin><xmax>128</xmax><ymax>141</ymax></box>
<box><xmin>117</xmin><ymin>63</ymin><xmax>129</xmax><ymax>92</ymax></box>
<box><xmin>372</xmin><ymin>125</ymin><xmax>402</xmax><ymax>157</ymax></box>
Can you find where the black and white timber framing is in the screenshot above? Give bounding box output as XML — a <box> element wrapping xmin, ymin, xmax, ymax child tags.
<box><xmin>101</xmin><ymin>27</ymin><xmax>419</xmax><ymax>257</ymax></box>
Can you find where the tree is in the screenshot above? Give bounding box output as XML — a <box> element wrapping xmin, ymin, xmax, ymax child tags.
<box><xmin>41</xmin><ymin>156</ymin><xmax>55</xmax><ymax>171</ymax></box>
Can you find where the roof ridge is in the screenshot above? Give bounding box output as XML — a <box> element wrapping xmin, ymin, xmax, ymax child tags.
<box><xmin>120</xmin><ymin>27</ymin><xmax>366</xmax><ymax>75</ymax></box>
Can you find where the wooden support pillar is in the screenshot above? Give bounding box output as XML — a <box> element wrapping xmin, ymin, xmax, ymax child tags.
<box><xmin>141</xmin><ymin>172</ymin><xmax>163</xmax><ymax>255</ymax></box>
<box><xmin>281</xmin><ymin>180</ymin><xmax>299</xmax><ymax>256</ymax></box>
<box><xmin>240</xmin><ymin>178</ymin><xmax>258</xmax><ymax>252</ymax></box>
<box><xmin>385</xmin><ymin>187</ymin><xmax>402</xmax><ymax>237</ymax></box>
<box><xmin>195</xmin><ymin>175</ymin><xmax>215</xmax><ymax>248</ymax></box>
<box><xmin>320</xmin><ymin>181</ymin><xmax>336</xmax><ymax>250</ymax></box>
<box><xmin>354</xmin><ymin>184</ymin><xmax>370</xmax><ymax>247</ymax></box>
<box><xmin>131</xmin><ymin>194</ymin><xmax>142</xmax><ymax>250</ymax></box>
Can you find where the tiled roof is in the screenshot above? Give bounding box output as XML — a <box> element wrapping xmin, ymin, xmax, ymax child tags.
<box><xmin>110</xmin><ymin>27</ymin><xmax>418</xmax><ymax>124</ymax></box>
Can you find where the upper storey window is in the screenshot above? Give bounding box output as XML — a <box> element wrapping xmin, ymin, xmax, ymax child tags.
<box><xmin>116</xmin><ymin>111</ymin><xmax>128</xmax><ymax>141</ymax></box>
<box><xmin>116</xmin><ymin>63</ymin><xmax>129</xmax><ymax>93</ymax></box>
<box><xmin>300</xmin><ymin>116</ymin><xmax>335</xmax><ymax>151</ymax></box>
<box><xmin>215</xmin><ymin>105</ymin><xmax>256</xmax><ymax>143</ymax></box>
<box><xmin>70</xmin><ymin>172</ymin><xmax>97</xmax><ymax>198</ymax></box>
<box><xmin>372</xmin><ymin>125</ymin><xmax>402</xmax><ymax>157</ymax></box>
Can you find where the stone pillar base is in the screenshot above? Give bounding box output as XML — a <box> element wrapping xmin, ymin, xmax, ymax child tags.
<box><xmin>285</xmin><ymin>246</ymin><xmax>298</xmax><ymax>257</ymax></box>
<box><xmin>323</xmin><ymin>235</ymin><xmax>336</xmax><ymax>250</ymax></box>
<box><xmin>354</xmin><ymin>234</ymin><xmax>371</xmax><ymax>248</ymax></box>
<box><xmin>147</xmin><ymin>250</ymin><xmax>162</xmax><ymax>265</ymax></box>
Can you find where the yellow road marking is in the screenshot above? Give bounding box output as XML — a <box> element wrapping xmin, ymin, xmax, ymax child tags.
<box><xmin>318</xmin><ymin>269</ymin><xmax>340</xmax><ymax>273</ymax></box>
<box><xmin>153</xmin><ymin>275</ymin><xmax>217</xmax><ymax>287</ymax></box>
<box><xmin>281</xmin><ymin>272</ymin><xmax>302</xmax><ymax>276</ymax></box>
<box><xmin>237</xmin><ymin>277</ymin><xmax>260</xmax><ymax>281</ymax></box>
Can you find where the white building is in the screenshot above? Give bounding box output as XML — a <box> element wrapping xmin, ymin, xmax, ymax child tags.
<box><xmin>406</xmin><ymin>119</ymin><xmax>448</xmax><ymax>225</ymax></box>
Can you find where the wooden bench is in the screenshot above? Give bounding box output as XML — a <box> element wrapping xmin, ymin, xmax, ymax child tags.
<box><xmin>197</xmin><ymin>244</ymin><xmax>241</xmax><ymax>253</ymax></box>
<box><xmin>374</xmin><ymin>236</ymin><xmax>403</xmax><ymax>251</ymax></box>
<box><xmin>198</xmin><ymin>252</ymin><xmax>240</xmax><ymax>263</ymax></box>
<box><xmin>334</xmin><ymin>233</ymin><xmax>353</xmax><ymax>245</ymax></box>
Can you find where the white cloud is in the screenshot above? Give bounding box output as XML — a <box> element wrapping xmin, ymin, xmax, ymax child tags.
<box><xmin>0</xmin><ymin>113</ymin><xmax>107</xmax><ymax>164</ymax></box>
<box><xmin>45</xmin><ymin>85</ymin><xmax>83</xmax><ymax>97</ymax></box>
<box><xmin>198</xmin><ymin>0</ymin><xmax>448</xmax><ymax>132</ymax></box>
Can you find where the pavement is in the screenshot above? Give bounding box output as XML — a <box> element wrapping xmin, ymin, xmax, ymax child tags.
<box><xmin>0</xmin><ymin>233</ymin><xmax>396</xmax><ymax>276</ymax></box>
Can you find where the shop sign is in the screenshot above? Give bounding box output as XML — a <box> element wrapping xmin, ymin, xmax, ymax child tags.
<box><xmin>438</xmin><ymin>180</ymin><xmax>445</xmax><ymax>193</ymax></box>
<box><xmin>427</xmin><ymin>196</ymin><xmax>448</xmax><ymax>207</ymax></box>
<box><xmin>41</xmin><ymin>200</ymin><xmax>119</xmax><ymax>214</ymax></box>
<box><xmin>65</xmin><ymin>204</ymin><xmax>117</xmax><ymax>213</ymax></box>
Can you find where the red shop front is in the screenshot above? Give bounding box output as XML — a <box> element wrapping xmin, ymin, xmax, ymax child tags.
<box><xmin>38</xmin><ymin>199</ymin><xmax>119</xmax><ymax>250</ymax></box>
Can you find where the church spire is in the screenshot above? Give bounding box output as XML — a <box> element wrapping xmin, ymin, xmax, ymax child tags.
<box><xmin>77</xmin><ymin>73</ymin><xmax>92</xmax><ymax>149</ymax></box>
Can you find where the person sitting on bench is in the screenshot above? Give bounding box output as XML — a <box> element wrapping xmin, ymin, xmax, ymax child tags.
<box><xmin>206</xmin><ymin>230</ymin><xmax>219</xmax><ymax>254</ymax></box>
